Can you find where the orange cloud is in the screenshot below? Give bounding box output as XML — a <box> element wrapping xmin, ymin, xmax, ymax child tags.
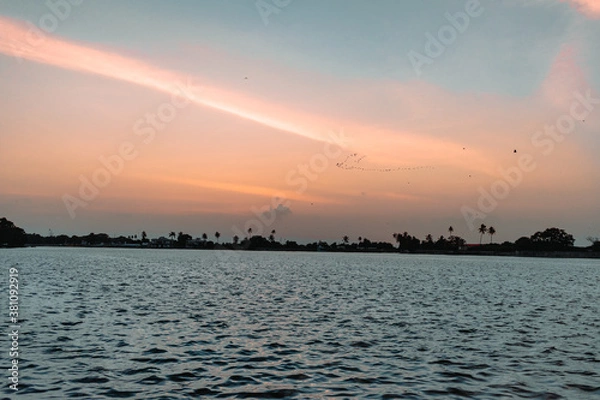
<box><xmin>140</xmin><ymin>174</ymin><xmax>340</xmax><ymax>205</ymax></box>
<box><xmin>0</xmin><ymin>15</ymin><xmax>498</xmax><ymax>178</ymax></box>
<box><xmin>1</xmin><ymin>13</ymin><xmax>596</xmax><ymax>223</ymax></box>
<box><xmin>0</xmin><ymin>16</ymin><xmax>335</xmax><ymax>144</ymax></box>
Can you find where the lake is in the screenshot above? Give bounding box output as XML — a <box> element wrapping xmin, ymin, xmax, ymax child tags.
<box><xmin>1</xmin><ymin>248</ymin><xmax>599</xmax><ymax>399</ymax></box>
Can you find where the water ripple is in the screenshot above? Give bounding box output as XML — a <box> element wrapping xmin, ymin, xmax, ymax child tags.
<box><xmin>2</xmin><ymin>248</ymin><xmax>599</xmax><ymax>399</ymax></box>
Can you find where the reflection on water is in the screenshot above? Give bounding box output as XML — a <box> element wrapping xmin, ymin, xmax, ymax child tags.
<box><xmin>2</xmin><ymin>248</ymin><xmax>599</xmax><ymax>399</ymax></box>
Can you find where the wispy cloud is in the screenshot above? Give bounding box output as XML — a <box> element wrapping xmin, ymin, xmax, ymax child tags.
<box><xmin>538</xmin><ymin>44</ymin><xmax>589</xmax><ymax>109</ymax></box>
<box><xmin>142</xmin><ymin>174</ymin><xmax>340</xmax><ymax>205</ymax></box>
<box><xmin>0</xmin><ymin>16</ymin><xmax>335</xmax><ymax>144</ymax></box>
<box><xmin>513</xmin><ymin>0</ymin><xmax>600</xmax><ymax>18</ymax></box>
<box><xmin>0</xmin><ymin>15</ymin><xmax>500</xmax><ymax>177</ymax></box>
<box><xmin>561</xmin><ymin>0</ymin><xmax>600</xmax><ymax>18</ymax></box>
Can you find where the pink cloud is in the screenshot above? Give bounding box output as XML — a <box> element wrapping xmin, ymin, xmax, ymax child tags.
<box><xmin>1</xmin><ymin>14</ymin><xmax>597</xmax><ymax>212</ymax></box>
<box><xmin>538</xmin><ymin>44</ymin><xmax>589</xmax><ymax>109</ymax></box>
<box><xmin>0</xmin><ymin>16</ymin><xmax>336</xmax><ymax>144</ymax></box>
<box><xmin>561</xmin><ymin>0</ymin><xmax>600</xmax><ymax>18</ymax></box>
<box><xmin>0</xmin><ymin>15</ymin><xmax>497</xmax><ymax>176</ymax></box>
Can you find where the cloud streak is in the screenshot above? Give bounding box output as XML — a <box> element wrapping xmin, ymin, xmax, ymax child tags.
<box><xmin>0</xmin><ymin>16</ymin><xmax>335</xmax><ymax>144</ymax></box>
<box><xmin>0</xmin><ymin>15</ymin><xmax>500</xmax><ymax>176</ymax></box>
<box><xmin>142</xmin><ymin>174</ymin><xmax>339</xmax><ymax>205</ymax></box>
<box><xmin>1</xmin><ymin>13</ymin><xmax>594</xmax><ymax>199</ymax></box>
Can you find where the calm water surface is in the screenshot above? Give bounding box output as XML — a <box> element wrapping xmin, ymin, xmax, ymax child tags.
<box><xmin>1</xmin><ymin>248</ymin><xmax>599</xmax><ymax>399</ymax></box>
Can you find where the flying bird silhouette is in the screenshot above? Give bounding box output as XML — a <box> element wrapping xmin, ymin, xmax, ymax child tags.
<box><xmin>336</xmin><ymin>153</ymin><xmax>434</xmax><ymax>173</ymax></box>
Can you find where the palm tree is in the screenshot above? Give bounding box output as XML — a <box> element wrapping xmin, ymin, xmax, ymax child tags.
<box><xmin>202</xmin><ymin>233</ymin><xmax>208</xmax><ymax>242</ymax></box>
<box><xmin>448</xmin><ymin>226</ymin><xmax>454</xmax><ymax>238</ymax></box>
<box><xmin>141</xmin><ymin>231</ymin><xmax>147</xmax><ymax>242</ymax></box>
<box><xmin>343</xmin><ymin>235</ymin><xmax>349</xmax><ymax>245</ymax></box>
<box><xmin>169</xmin><ymin>231</ymin><xmax>176</xmax><ymax>241</ymax></box>
<box><xmin>478</xmin><ymin>224</ymin><xmax>487</xmax><ymax>245</ymax></box>
<box><xmin>488</xmin><ymin>226</ymin><xmax>496</xmax><ymax>244</ymax></box>
<box><xmin>215</xmin><ymin>232</ymin><xmax>221</xmax><ymax>243</ymax></box>
<box><xmin>233</xmin><ymin>235</ymin><xmax>239</xmax><ymax>245</ymax></box>
<box><xmin>247</xmin><ymin>228</ymin><xmax>253</xmax><ymax>238</ymax></box>
<box><xmin>269</xmin><ymin>229</ymin><xmax>276</xmax><ymax>242</ymax></box>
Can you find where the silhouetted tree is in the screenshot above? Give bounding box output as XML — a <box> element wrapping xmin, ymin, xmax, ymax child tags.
<box><xmin>394</xmin><ymin>232</ymin><xmax>419</xmax><ymax>251</ymax></box>
<box><xmin>177</xmin><ymin>232</ymin><xmax>192</xmax><ymax>248</ymax></box>
<box><xmin>202</xmin><ymin>233</ymin><xmax>208</xmax><ymax>242</ymax></box>
<box><xmin>435</xmin><ymin>235</ymin><xmax>447</xmax><ymax>250</ymax></box>
<box><xmin>233</xmin><ymin>235</ymin><xmax>239</xmax><ymax>245</ymax></box>
<box><xmin>478</xmin><ymin>224</ymin><xmax>487</xmax><ymax>245</ymax></box>
<box><xmin>248</xmin><ymin>235</ymin><xmax>271</xmax><ymax>250</ymax></box>
<box><xmin>215</xmin><ymin>232</ymin><xmax>221</xmax><ymax>243</ymax></box>
<box><xmin>530</xmin><ymin>228</ymin><xmax>575</xmax><ymax>250</ymax></box>
<box><xmin>94</xmin><ymin>233</ymin><xmax>110</xmax><ymax>245</ymax></box>
<box><xmin>448</xmin><ymin>235</ymin><xmax>466</xmax><ymax>250</ymax></box>
<box><xmin>169</xmin><ymin>232</ymin><xmax>176</xmax><ymax>241</ymax></box>
<box><xmin>141</xmin><ymin>231</ymin><xmax>148</xmax><ymax>243</ymax></box>
<box><xmin>488</xmin><ymin>226</ymin><xmax>496</xmax><ymax>243</ymax></box>
<box><xmin>515</xmin><ymin>236</ymin><xmax>532</xmax><ymax>250</ymax></box>
<box><xmin>421</xmin><ymin>234</ymin><xmax>434</xmax><ymax>250</ymax></box>
<box><xmin>448</xmin><ymin>226</ymin><xmax>454</xmax><ymax>238</ymax></box>
<box><xmin>0</xmin><ymin>218</ymin><xmax>26</xmax><ymax>247</ymax></box>
<box><xmin>269</xmin><ymin>229</ymin><xmax>276</xmax><ymax>242</ymax></box>
<box><xmin>247</xmin><ymin>228</ymin><xmax>253</xmax><ymax>238</ymax></box>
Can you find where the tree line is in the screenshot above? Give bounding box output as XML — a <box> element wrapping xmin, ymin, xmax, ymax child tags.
<box><xmin>2</xmin><ymin>217</ymin><xmax>598</xmax><ymax>254</ymax></box>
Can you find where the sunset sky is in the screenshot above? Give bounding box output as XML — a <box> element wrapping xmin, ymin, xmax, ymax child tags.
<box><xmin>1</xmin><ymin>0</ymin><xmax>599</xmax><ymax>244</ymax></box>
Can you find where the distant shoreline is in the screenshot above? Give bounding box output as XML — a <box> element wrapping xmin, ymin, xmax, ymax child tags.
<box><xmin>2</xmin><ymin>217</ymin><xmax>598</xmax><ymax>259</ymax></box>
<box><xmin>7</xmin><ymin>244</ymin><xmax>600</xmax><ymax>260</ymax></box>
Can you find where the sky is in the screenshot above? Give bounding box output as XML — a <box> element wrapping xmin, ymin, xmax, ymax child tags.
<box><xmin>0</xmin><ymin>0</ymin><xmax>599</xmax><ymax>245</ymax></box>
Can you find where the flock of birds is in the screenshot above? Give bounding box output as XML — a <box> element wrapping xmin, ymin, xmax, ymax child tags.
<box><xmin>245</xmin><ymin>76</ymin><xmax>586</xmax><ymax>179</ymax></box>
<box><xmin>243</xmin><ymin>75</ymin><xmax>583</xmax><ymax>176</ymax></box>
<box><xmin>335</xmin><ymin>153</ymin><xmax>435</xmax><ymax>173</ymax></box>
<box><xmin>335</xmin><ymin>146</ymin><xmax>524</xmax><ymax>176</ymax></box>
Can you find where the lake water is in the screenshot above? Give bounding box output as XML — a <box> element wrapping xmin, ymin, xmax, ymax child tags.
<box><xmin>1</xmin><ymin>248</ymin><xmax>599</xmax><ymax>399</ymax></box>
